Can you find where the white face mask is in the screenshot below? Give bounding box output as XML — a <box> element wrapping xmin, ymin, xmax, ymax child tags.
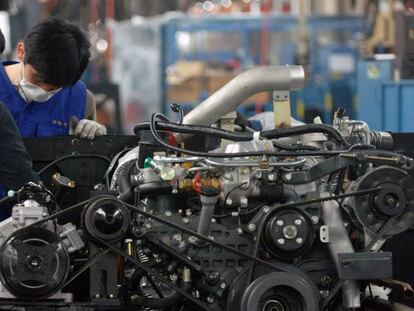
<box><xmin>18</xmin><ymin>64</ymin><xmax>61</xmax><ymax>102</ymax></box>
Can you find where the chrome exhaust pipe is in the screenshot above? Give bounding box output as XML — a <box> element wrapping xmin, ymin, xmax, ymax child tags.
<box><xmin>175</xmin><ymin>65</ymin><xmax>305</xmax><ymax>143</ymax></box>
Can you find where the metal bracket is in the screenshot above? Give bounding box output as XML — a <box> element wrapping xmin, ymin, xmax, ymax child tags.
<box><xmin>320</xmin><ymin>225</ymin><xmax>330</xmax><ymax>243</ymax></box>
<box><xmin>273</xmin><ymin>91</ymin><xmax>291</xmax><ymax>128</ymax></box>
<box><xmin>282</xmin><ymin>156</ymin><xmax>355</xmax><ymax>184</ymax></box>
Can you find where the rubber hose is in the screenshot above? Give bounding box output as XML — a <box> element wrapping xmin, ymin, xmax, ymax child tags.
<box><xmin>136</xmin><ymin>182</ymin><xmax>172</xmax><ymax>196</ymax></box>
<box><xmin>261</xmin><ymin>124</ymin><xmax>349</xmax><ymax>147</ymax></box>
<box><xmin>118</xmin><ymin>162</ymin><xmax>135</xmax><ymax>203</ymax></box>
<box><xmin>134</xmin><ymin>121</ymin><xmax>253</xmax><ymax>142</ymax></box>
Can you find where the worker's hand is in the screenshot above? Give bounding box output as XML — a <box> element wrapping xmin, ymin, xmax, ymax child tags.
<box><xmin>69</xmin><ymin>117</ymin><xmax>107</xmax><ymax>140</ymax></box>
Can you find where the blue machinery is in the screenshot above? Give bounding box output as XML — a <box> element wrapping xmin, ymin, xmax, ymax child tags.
<box><xmin>357</xmin><ymin>58</ymin><xmax>414</xmax><ymax>132</ymax></box>
<box><xmin>161</xmin><ymin>14</ymin><xmax>361</xmax><ymax>123</ymax></box>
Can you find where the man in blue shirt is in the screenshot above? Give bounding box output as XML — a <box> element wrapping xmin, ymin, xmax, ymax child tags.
<box><xmin>0</xmin><ymin>17</ymin><xmax>106</xmax><ymax>139</ymax></box>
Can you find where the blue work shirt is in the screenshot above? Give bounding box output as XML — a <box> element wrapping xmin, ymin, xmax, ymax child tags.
<box><xmin>0</xmin><ymin>61</ymin><xmax>86</xmax><ymax>137</ymax></box>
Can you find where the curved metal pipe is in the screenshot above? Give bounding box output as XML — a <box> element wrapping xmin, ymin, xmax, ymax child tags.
<box><xmin>176</xmin><ymin>65</ymin><xmax>305</xmax><ymax>143</ymax></box>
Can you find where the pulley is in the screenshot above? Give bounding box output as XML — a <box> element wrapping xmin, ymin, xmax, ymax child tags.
<box><xmin>240</xmin><ymin>272</ymin><xmax>320</xmax><ymax>311</ymax></box>
<box><xmin>345</xmin><ymin>166</ymin><xmax>414</xmax><ymax>235</ymax></box>
<box><xmin>262</xmin><ymin>207</ymin><xmax>315</xmax><ymax>260</ymax></box>
<box><xmin>83</xmin><ymin>196</ymin><xmax>131</xmax><ymax>243</ymax></box>
<box><xmin>0</xmin><ymin>227</ymin><xmax>70</xmax><ymax>299</ymax></box>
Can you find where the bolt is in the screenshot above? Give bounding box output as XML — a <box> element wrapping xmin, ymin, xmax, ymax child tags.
<box><xmin>240</xmin><ymin>197</ymin><xmax>248</xmax><ymax>207</ymax></box>
<box><xmin>145</xmin><ymin>222</ymin><xmax>152</xmax><ymax>229</ymax></box>
<box><xmin>94</xmin><ymin>294</ymin><xmax>100</xmax><ymax>299</ymax></box>
<box><xmin>321</xmin><ymin>276</ymin><xmax>333</xmax><ymax>287</ymax></box>
<box><xmin>311</xmin><ymin>216</ymin><xmax>319</xmax><ymax>224</ymax></box>
<box><xmin>276</xmin><ymin>220</ymin><xmax>284</xmax><ymax>226</ymax></box>
<box><xmin>294</xmin><ymin>219</ymin><xmax>302</xmax><ymax>226</ymax></box>
<box><xmin>285</xmin><ymin>173</ymin><xmax>292</xmax><ymax>181</ymax></box>
<box><xmin>71</xmin><ymin>138</ymin><xmax>79</xmax><ymax>146</ymax></box>
<box><xmin>237</xmin><ymin>228</ymin><xmax>243</xmax><ymax>235</ymax></box>
<box><xmin>193</xmin><ymin>290</ymin><xmax>200</xmax><ymax>298</ymax></box>
<box><xmin>263</xmin><ymin>207</ymin><xmax>270</xmax><ymax>213</ymax></box>
<box><xmin>241</xmin><ymin>168</ymin><xmax>249</xmax><ymax>175</ymax></box>
<box><xmin>172</xmin><ymin>189</ymin><xmax>178</xmax><ymax>194</ymax></box>
<box><xmin>248</xmin><ymin>223</ymin><xmax>257</xmax><ymax>232</ymax></box>
<box><xmin>211</xmin><ymin>218</ymin><xmax>216</xmax><ymax>223</ymax></box>
<box><xmin>268</xmin><ymin>174</ymin><xmax>275</xmax><ymax>181</ymax></box>
<box><xmin>189</xmin><ymin>236</ymin><xmax>197</xmax><ymax>244</ymax></box>
<box><xmin>220</xmin><ymin>282</ymin><xmax>226</xmax><ymax>289</ymax></box>
<box><xmin>172</xmin><ymin>234</ymin><xmax>183</xmax><ymax>244</ymax></box>
<box><xmin>183</xmin><ymin>217</ymin><xmax>190</xmax><ymax>224</ymax></box>
<box><xmin>170</xmin><ymin>274</ymin><xmax>178</xmax><ymax>282</ymax></box>
<box><xmin>225</xmin><ymin>198</ymin><xmax>233</xmax><ymax>206</ymax></box>
<box><xmin>207</xmin><ymin>296</ymin><xmax>215</xmax><ymax>304</ymax></box>
<box><xmin>296</xmin><ymin>237</ymin><xmax>303</xmax><ymax>244</ymax></box>
<box><xmin>165</xmin><ymin>210</ymin><xmax>172</xmax><ymax>217</ymax></box>
<box><xmin>283</xmin><ymin>225</ymin><xmax>298</xmax><ymax>239</ymax></box>
<box><xmin>277</xmin><ymin>238</ymin><xmax>285</xmax><ymax>245</ymax></box>
<box><xmin>206</xmin><ymin>272</ymin><xmax>220</xmax><ymax>285</ymax></box>
<box><xmin>185</xmin><ymin>209</ymin><xmax>192</xmax><ymax>216</ymax></box>
<box><xmin>109</xmin><ymin>294</ymin><xmax>115</xmax><ymax>299</ymax></box>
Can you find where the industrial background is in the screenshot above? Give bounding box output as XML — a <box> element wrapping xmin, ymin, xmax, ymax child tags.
<box><xmin>0</xmin><ymin>0</ymin><xmax>411</xmax><ymax>134</ymax></box>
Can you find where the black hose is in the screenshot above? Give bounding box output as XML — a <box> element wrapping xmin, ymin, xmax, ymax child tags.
<box><xmin>147</xmin><ymin>113</ymin><xmax>410</xmax><ymax>161</ymax></box>
<box><xmin>148</xmin><ymin>113</ymin><xmax>344</xmax><ymax>158</ymax></box>
<box><xmin>369</xmin><ymin>131</ymin><xmax>393</xmax><ymax>150</ymax></box>
<box><xmin>272</xmin><ymin>140</ymin><xmax>319</xmax><ymax>151</ymax></box>
<box><xmin>136</xmin><ymin>121</ymin><xmax>349</xmax><ymax>147</ymax></box>
<box><xmin>118</xmin><ymin>162</ymin><xmax>135</xmax><ymax>203</ymax></box>
<box><xmin>136</xmin><ymin>182</ymin><xmax>172</xmax><ymax>196</ymax></box>
<box><xmin>135</xmin><ymin>121</ymin><xmax>253</xmax><ymax>142</ymax></box>
<box><xmin>261</xmin><ymin>124</ymin><xmax>349</xmax><ymax>147</ymax></box>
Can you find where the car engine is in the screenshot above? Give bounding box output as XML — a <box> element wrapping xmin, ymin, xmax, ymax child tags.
<box><xmin>0</xmin><ymin>66</ymin><xmax>414</xmax><ymax>311</ymax></box>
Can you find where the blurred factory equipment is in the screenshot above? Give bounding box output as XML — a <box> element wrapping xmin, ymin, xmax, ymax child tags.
<box><xmin>162</xmin><ymin>13</ymin><xmax>360</xmax><ymax>124</ymax></box>
<box><xmin>358</xmin><ymin>1</ymin><xmax>414</xmax><ymax>132</ymax></box>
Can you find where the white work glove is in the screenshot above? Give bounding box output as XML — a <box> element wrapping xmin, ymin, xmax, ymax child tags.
<box><xmin>70</xmin><ymin>117</ymin><xmax>107</xmax><ymax>140</ymax></box>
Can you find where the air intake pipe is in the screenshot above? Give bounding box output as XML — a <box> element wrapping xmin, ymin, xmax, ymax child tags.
<box><xmin>175</xmin><ymin>65</ymin><xmax>305</xmax><ymax>144</ymax></box>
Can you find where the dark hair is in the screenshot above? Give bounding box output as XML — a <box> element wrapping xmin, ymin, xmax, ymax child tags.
<box><xmin>23</xmin><ymin>17</ymin><xmax>90</xmax><ymax>87</ymax></box>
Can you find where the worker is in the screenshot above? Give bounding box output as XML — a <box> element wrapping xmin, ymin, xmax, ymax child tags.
<box><xmin>0</xmin><ymin>16</ymin><xmax>106</xmax><ymax>139</ymax></box>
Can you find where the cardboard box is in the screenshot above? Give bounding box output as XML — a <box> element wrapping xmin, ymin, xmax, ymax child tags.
<box><xmin>167</xmin><ymin>61</ymin><xmax>206</xmax><ymax>103</ymax></box>
<box><xmin>168</xmin><ymin>77</ymin><xmax>203</xmax><ymax>103</ymax></box>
